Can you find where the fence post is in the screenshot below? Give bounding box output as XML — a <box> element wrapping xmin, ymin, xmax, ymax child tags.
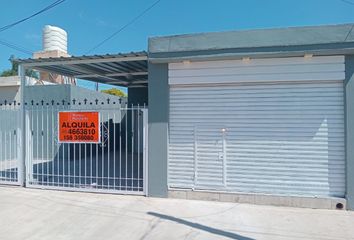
<box><xmin>18</xmin><ymin>64</ymin><xmax>26</xmax><ymax>187</ymax></box>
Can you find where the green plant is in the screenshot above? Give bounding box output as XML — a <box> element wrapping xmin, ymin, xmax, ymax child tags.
<box><xmin>101</xmin><ymin>88</ymin><xmax>127</xmax><ymax>97</ymax></box>
<box><xmin>0</xmin><ymin>55</ymin><xmax>38</xmax><ymax>78</ymax></box>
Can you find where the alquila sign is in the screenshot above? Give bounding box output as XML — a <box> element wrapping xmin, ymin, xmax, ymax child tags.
<box><xmin>58</xmin><ymin>111</ymin><xmax>100</xmax><ymax>143</ymax></box>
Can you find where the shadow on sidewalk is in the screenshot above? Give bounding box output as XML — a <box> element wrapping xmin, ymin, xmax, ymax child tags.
<box><xmin>147</xmin><ymin>212</ymin><xmax>254</xmax><ymax>240</ymax></box>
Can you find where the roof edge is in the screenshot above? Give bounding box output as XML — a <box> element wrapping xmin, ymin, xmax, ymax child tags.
<box><xmin>148</xmin><ymin>23</ymin><xmax>354</xmax><ymax>54</ymax></box>
<box><xmin>15</xmin><ymin>51</ymin><xmax>147</xmax><ymax>67</ymax></box>
<box><xmin>149</xmin><ymin>43</ymin><xmax>354</xmax><ymax>63</ymax></box>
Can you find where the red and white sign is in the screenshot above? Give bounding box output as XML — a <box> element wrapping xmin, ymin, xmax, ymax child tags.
<box><xmin>58</xmin><ymin>111</ymin><xmax>100</xmax><ymax>143</ymax></box>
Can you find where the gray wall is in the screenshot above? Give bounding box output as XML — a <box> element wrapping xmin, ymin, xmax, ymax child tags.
<box><xmin>0</xmin><ymin>86</ymin><xmax>20</xmax><ymax>103</ymax></box>
<box><xmin>345</xmin><ymin>55</ymin><xmax>354</xmax><ymax>210</ymax></box>
<box><xmin>128</xmin><ymin>87</ymin><xmax>148</xmax><ymax>107</ymax></box>
<box><xmin>148</xmin><ymin>63</ymin><xmax>169</xmax><ymax>197</ymax></box>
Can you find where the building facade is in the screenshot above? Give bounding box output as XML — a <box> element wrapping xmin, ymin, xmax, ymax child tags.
<box><xmin>12</xmin><ymin>23</ymin><xmax>354</xmax><ymax>211</ymax></box>
<box><xmin>146</xmin><ymin>23</ymin><xmax>354</xmax><ymax>210</ymax></box>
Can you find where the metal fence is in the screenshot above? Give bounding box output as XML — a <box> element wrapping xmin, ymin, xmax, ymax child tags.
<box><xmin>0</xmin><ymin>102</ymin><xmax>21</xmax><ymax>185</ymax></box>
<box><xmin>0</xmin><ymin>99</ymin><xmax>148</xmax><ymax>195</ymax></box>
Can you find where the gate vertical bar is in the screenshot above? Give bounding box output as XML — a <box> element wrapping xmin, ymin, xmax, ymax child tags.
<box><xmin>119</xmin><ymin>111</ymin><xmax>122</xmax><ymax>190</ymax></box>
<box><xmin>51</xmin><ymin>104</ymin><xmax>55</xmax><ymax>186</ymax></box>
<box><xmin>19</xmin><ymin>64</ymin><xmax>26</xmax><ymax>186</ymax></box>
<box><xmin>131</xmin><ymin>106</ymin><xmax>134</xmax><ymax>190</ymax></box>
<box><xmin>101</xmin><ymin>112</ymin><xmax>104</xmax><ymax>189</ymax></box>
<box><xmin>41</xmin><ymin>103</ymin><xmax>44</xmax><ymax>185</ymax></box>
<box><xmin>107</xmin><ymin>112</ymin><xmax>110</xmax><ymax>189</ymax></box>
<box><xmin>113</xmin><ymin>112</ymin><xmax>116</xmax><ymax>190</ymax></box>
<box><xmin>62</xmin><ymin>105</ymin><xmax>65</xmax><ymax>187</ymax></box>
<box><xmin>28</xmin><ymin>106</ymin><xmax>33</xmax><ymax>184</ymax></box>
<box><xmin>137</xmin><ymin>105</ymin><xmax>140</xmax><ymax>192</ymax></box>
<box><xmin>125</xmin><ymin>109</ymin><xmax>128</xmax><ymax>190</ymax></box>
<box><xmin>36</xmin><ymin>105</ymin><xmax>39</xmax><ymax>183</ymax></box>
<box><xmin>47</xmin><ymin>106</ymin><xmax>49</xmax><ymax>185</ymax></box>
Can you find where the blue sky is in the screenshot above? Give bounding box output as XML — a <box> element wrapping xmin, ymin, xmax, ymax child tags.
<box><xmin>1</xmin><ymin>0</ymin><xmax>354</xmax><ymax>90</ymax></box>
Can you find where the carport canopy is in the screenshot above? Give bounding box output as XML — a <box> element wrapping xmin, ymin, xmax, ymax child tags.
<box><xmin>15</xmin><ymin>51</ymin><xmax>148</xmax><ymax>87</ymax></box>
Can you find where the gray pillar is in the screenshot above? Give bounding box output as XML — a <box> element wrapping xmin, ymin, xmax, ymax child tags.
<box><xmin>345</xmin><ymin>55</ymin><xmax>354</xmax><ymax>210</ymax></box>
<box><xmin>147</xmin><ymin>63</ymin><xmax>168</xmax><ymax>197</ymax></box>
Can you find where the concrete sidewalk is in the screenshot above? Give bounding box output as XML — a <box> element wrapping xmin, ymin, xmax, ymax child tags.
<box><xmin>0</xmin><ymin>187</ymin><xmax>353</xmax><ymax>240</ymax></box>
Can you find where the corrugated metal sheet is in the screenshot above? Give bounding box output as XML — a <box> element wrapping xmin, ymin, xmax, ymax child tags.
<box><xmin>168</xmin><ymin>57</ymin><xmax>345</xmax><ymax>197</ymax></box>
<box><xmin>194</xmin><ymin>126</ymin><xmax>226</xmax><ymax>188</ymax></box>
<box><xmin>15</xmin><ymin>51</ymin><xmax>148</xmax><ymax>87</ymax></box>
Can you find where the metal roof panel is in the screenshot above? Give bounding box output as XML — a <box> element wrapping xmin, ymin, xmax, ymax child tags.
<box><xmin>15</xmin><ymin>51</ymin><xmax>148</xmax><ymax>87</ymax></box>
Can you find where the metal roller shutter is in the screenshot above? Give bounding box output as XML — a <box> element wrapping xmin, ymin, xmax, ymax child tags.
<box><xmin>168</xmin><ymin>56</ymin><xmax>345</xmax><ymax>197</ymax></box>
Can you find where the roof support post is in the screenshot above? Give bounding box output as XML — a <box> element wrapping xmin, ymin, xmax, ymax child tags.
<box><xmin>18</xmin><ymin>64</ymin><xmax>26</xmax><ymax>187</ymax></box>
<box><xmin>147</xmin><ymin>62</ymin><xmax>168</xmax><ymax>197</ymax></box>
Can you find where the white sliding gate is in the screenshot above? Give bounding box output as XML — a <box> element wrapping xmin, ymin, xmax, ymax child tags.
<box><xmin>0</xmin><ymin>103</ymin><xmax>21</xmax><ymax>185</ymax></box>
<box><xmin>24</xmin><ymin>104</ymin><xmax>148</xmax><ymax>195</ymax></box>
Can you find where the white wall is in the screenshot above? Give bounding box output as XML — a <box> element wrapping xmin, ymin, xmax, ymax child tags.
<box><xmin>169</xmin><ymin>56</ymin><xmax>345</xmax><ymax>85</ymax></box>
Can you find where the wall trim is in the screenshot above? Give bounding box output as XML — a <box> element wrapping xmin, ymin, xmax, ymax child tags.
<box><xmin>345</xmin><ymin>55</ymin><xmax>354</xmax><ymax>210</ymax></box>
<box><xmin>168</xmin><ymin>189</ymin><xmax>347</xmax><ymax>210</ymax></box>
